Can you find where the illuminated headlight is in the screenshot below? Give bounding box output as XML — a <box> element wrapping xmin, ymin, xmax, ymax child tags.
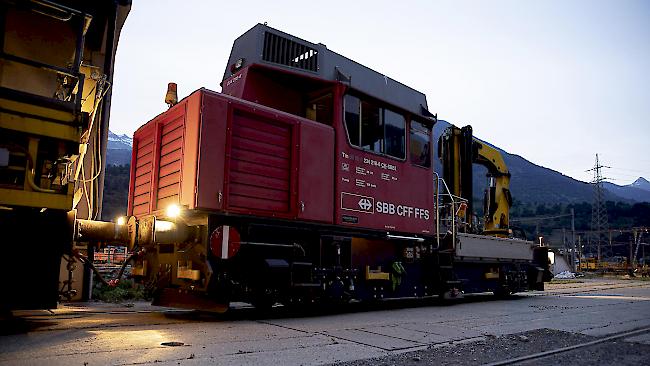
<box><xmin>156</xmin><ymin>220</ymin><xmax>175</xmax><ymax>232</ymax></box>
<box><xmin>166</xmin><ymin>204</ymin><xmax>182</xmax><ymax>218</ymax></box>
<box><xmin>548</xmin><ymin>251</ymin><xmax>555</xmax><ymax>265</ymax></box>
<box><xmin>116</xmin><ymin>216</ymin><xmax>126</xmax><ymax>226</ymax></box>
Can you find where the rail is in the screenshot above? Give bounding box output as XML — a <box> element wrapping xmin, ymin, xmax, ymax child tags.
<box><xmin>485</xmin><ymin>326</ymin><xmax>650</xmax><ymax>366</ymax></box>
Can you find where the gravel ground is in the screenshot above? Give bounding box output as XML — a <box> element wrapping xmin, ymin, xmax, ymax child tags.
<box><xmin>330</xmin><ymin>328</ymin><xmax>650</xmax><ymax>366</ymax></box>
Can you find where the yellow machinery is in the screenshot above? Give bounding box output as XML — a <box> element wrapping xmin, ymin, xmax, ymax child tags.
<box><xmin>439</xmin><ymin>125</ymin><xmax>512</xmax><ymax>237</ymax></box>
<box><xmin>578</xmin><ymin>257</ymin><xmax>635</xmax><ymax>273</ymax></box>
<box><xmin>475</xmin><ymin>139</ymin><xmax>512</xmax><ymax>236</ymax></box>
<box><xmin>0</xmin><ymin>0</ymin><xmax>130</xmax><ymax>310</ymax></box>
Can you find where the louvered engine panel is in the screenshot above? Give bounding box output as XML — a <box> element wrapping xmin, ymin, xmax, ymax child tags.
<box><xmin>155</xmin><ymin>112</ymin><xmax>184</xmax><ymax>210</ymax></box>
<box><xmin>227</xmin><ymin>112</ymin><xmax>292</xmax><ymax>213</ymax></box>
<box><xmin>131</xmin><ymin>128</ymin><xmax>155</xmax><ymax>216</ymax></box>
<box><xmin>128</xmin><ymin>100</ymin><xmax>190</xmax><ymax>217</ymax></box>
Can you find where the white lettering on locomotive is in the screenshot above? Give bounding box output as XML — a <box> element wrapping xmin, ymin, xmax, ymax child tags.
<box><xmin>363</xmin><ymin>157</ymin><xmax>397</xmax><ymax>172</ymax></box>
<box><xmin>376</xmin><ymin>201</ymin><xmax>430</xmax><ymax>220</ymax></box>
<box><xmin>225</xmin><ymin>73</ymin><xmax>242</xmax><ymax>87</ymax></box>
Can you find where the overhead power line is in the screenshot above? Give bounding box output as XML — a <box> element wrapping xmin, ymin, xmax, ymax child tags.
<box><xmin>510</xmin><ymin>213</ymin><xmax>573</xmax><ymax>223</ymax></box>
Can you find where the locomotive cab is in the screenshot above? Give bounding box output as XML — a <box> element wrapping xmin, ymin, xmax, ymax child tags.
<box><xmin>221</xmin><ymin>25</ymin><xmax>437</xmax><ymax>236</ymax></box>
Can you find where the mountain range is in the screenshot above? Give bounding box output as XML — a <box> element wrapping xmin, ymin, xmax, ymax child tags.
<box><xmin>107</xmin><ymin>131</ymin><xmax>133</xmax><ymax>166</ymax></box>
<box><xmin>629</xmin><ymin>177</ymin><xmax>650</xmax><ymax>190</ymax></box>
<box><xmin>106</xmin><ymin>123</ymin><xmax>650</xmax><ymax>205</ymax></box>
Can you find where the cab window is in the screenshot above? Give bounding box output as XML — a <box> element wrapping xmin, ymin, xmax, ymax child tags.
<box><xmin>344</xmin><ymin>94</ymin><xmax>405</xmax><ymax>159</ymax></box>
<box><xmin>360</xmin><ymin>100</ymin><xmax>382</xmax><ymax>153</ymax></box>
<box><xmin>344</xmin><ymin>95</ymin><xmax>360</xmax><ymax>146</ymax></box>
<box><xmin>410</xmin><ymin>121</ymin><xmax>431</xmax><ymax>167</ymax></box>
<box><xmin>384</xmin><ymin>109</ymin><xmax>405</xmax><ymax>159</ymax></box>
<box><xmin>306</xmin><ymin>92</ymin><xmax>333</xmax><ymax>124</ymax></box>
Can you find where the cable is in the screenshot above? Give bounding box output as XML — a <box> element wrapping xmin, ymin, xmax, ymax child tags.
<box><xmin>116</xmin><ymin>251</ymin><xmax>139</xmax><ymax>282</ymax></box>
<box><xmin>76</xmin><ymin>74</ymin><xmax>110</xmax><ymax>219</ymax></box>
<box><xmin>511</xmin><ymin>213</ymin><xmax>573</xmax><ymax>223</ymax></box>
<box><xmin>73</xmin><ymin>251</ymin><xmax>111</xmax><ymax>287</ymax></box>
<box><xmin>81</xmin><ymin>160</ymin><xmax>92</xmax><ymax>219</ymax></box>
<box><xmin>74</xmin><ymin>250</ymin><xmax>137</xmax><ymax>288</ymax></box>
<box><xmin>6</xmin><ymin>142</ymin><xmax>59</xmax><ymax>193</ymax></box>
<box><xmin>93</xmin><ymin>103</ymin><xmax>104</xmax><ymax>220</ymax></box>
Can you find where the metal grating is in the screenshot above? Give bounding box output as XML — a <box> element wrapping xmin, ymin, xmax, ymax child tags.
<box><xmin>262</xmin><ymin>32</ymin><xmax>318</xmax><ymax>72</ymax></box>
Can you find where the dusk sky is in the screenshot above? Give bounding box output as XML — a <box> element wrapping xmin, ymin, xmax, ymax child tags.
<box><xmin>109</xmin><ymin>0</ymin><xmax>650</xmax><ymax>185</ymax></box>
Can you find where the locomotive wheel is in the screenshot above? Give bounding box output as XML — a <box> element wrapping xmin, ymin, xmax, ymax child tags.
<box><xmin>251</xmin><ymin>288</ymin><xmax>277</xmax><ymax>311</ymax></box>
<box><xmin>493</xmin><ymin>287</ymin><xmax>514</xmax><ymax>298</ymax></box>
<box><xmin>439</xmin><ymin>287</ymin><xmax>463</xmax><ymax>301</ymax></box>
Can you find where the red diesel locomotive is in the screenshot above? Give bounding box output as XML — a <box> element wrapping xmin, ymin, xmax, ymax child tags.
<box><xmin>125</xmin><ymin>24</ymin><xmax>551</xmax><ymax>311</ymax></box>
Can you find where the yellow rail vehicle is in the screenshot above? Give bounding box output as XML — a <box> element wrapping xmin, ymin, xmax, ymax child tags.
<box><xmin>0</xmin><ymin>0</ymin><xmax>130</xmax><ymax>310</ymax></box>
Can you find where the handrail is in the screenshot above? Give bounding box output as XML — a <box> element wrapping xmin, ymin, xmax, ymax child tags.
<box><xmin>0</xmin><ymin>52</ymin><xmax>80</xmax><ymax>78</ymax></box>
<box><xmin>434</xmin><ymin>171</ymin><xmax>440</xmax><ymax>249</ymax></box>
<box><xmin>433</xmin><ymin>172</ymin><xmax>469</xmax><ymax>251</ymax></box>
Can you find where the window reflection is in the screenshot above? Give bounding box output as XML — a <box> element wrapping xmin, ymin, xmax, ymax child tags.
<box><xmin>344</xmin><ymin>94</ymin><xmax>406</xmax><ymax>160</ymax></box>
<box><xmin>410</xmin><ymin>121</ymin><xmax>431</xmax><ymax>167</ymax></box>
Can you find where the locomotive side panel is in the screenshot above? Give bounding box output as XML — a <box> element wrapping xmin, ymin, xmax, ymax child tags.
<box><xmin>335</xmin><ymin>147</ymin><xmax>434</xmax><ymax>235</ymax></box>
<box><xmin>333</xmin><ymin>94</ymin><xmax>436</xmax><ymax>236</ymax></box>
<box><xmin>297</xmin><ymin>121</ymin><xmax>335</xmax><ymax>223</ymax></box>
<box><xmin>195</xmin><ymin>93</ymin><xmax>228</xmax><ymax>210</ymax></box>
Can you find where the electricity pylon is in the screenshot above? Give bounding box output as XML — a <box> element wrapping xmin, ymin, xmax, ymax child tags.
<box><xmin>586</xmin><ymin>154</ymin><xmax>610</xmax><ymax>262</ymax></box>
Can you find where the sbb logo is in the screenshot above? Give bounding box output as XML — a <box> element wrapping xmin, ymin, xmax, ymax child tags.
<box><xmin>376</xmin><ymin>201</ymin><xmax>396</xmax><ymax>215</ymax></box>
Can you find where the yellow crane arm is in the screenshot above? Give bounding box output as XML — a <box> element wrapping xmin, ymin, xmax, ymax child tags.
<box><xmin>474</xmin><ymin>141</ymin><xmax>512</xmax><ymax>237</ymax></box>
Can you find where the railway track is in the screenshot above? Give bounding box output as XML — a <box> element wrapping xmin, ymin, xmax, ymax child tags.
<box><xmin>14</xmin><ymin>280</ymin><xmax>648</xmax><ymax>320</ymax></box>
<box><xmin>485</xmin><ymin>326</ymin><xmax>650</xmax><ymax>366</ymax></box>
<box><xmin>6</xmin><ymin>280</ymin><xmax>646</xmax><ymax>335</ymax></box>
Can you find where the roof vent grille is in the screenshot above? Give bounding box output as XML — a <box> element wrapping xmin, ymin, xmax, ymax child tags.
<box><xmin>262</xmin><ymin>32</ymin><xmax>318</xmax><ymax>72</ymax></box>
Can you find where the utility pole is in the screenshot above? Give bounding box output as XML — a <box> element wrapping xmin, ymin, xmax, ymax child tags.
<box><xmin>586</xmin><ymin>154</ymin><xmax>610</xmax><ymax>265</ymax></box>
<box><xmin>630</xmin><ymin>235</ymin><xmax>634</xmax><ymax>271</ymax></box>
<box><xmin>571</xmin><ymin>208</ymin><xmax>576</xmax><ymax>271</ymax></box>
<box><xmin>633</xmin><ymin>228</ymin><xmax>646</xmax><ymax>268</ymax></box>
<box><xmin>609</xmin><ymin>230</ymin><xmax>613</xmax><ymax>259</ymax></box>
<box><xmin>578</xmin><ymin>235</ymin><xmax>582</xmax><ymax>271</ymax></box>
<box><xmin>563</xmin><ymin>228</ymin><xmax>567</xmax><ymax>268</ymax></box>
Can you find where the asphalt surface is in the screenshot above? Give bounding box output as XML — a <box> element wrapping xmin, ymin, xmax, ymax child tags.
<box><xmin>1</xmin><ymin>278</ymin><xmax>650</xmax><ymax>365</ymax></box>
<box><xmin>333</xmin><ymin>328</ymin><xmax>650</xmax><ymax>366</ymax></box>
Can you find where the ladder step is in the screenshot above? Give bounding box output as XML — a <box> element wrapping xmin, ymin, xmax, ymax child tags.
<box><xmin>439</xmin><ymin>265</ymin><xmax>453</xmax><ymax>269</ymax></box>
<box><xmin>291</xmin><ymin>283</ymin><xmax>321</xmax><ymax>288</ymax></box>
<box><xmin>292</xmin><ymin>262</ymin><xmax>313</xmax><ymax>267</ymax></box>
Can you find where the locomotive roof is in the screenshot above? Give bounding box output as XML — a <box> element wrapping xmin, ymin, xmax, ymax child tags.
<box><xmin>222</xmin><ymin>24</ymin><xmax>433</xmax><ymax>119</ymax></box>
